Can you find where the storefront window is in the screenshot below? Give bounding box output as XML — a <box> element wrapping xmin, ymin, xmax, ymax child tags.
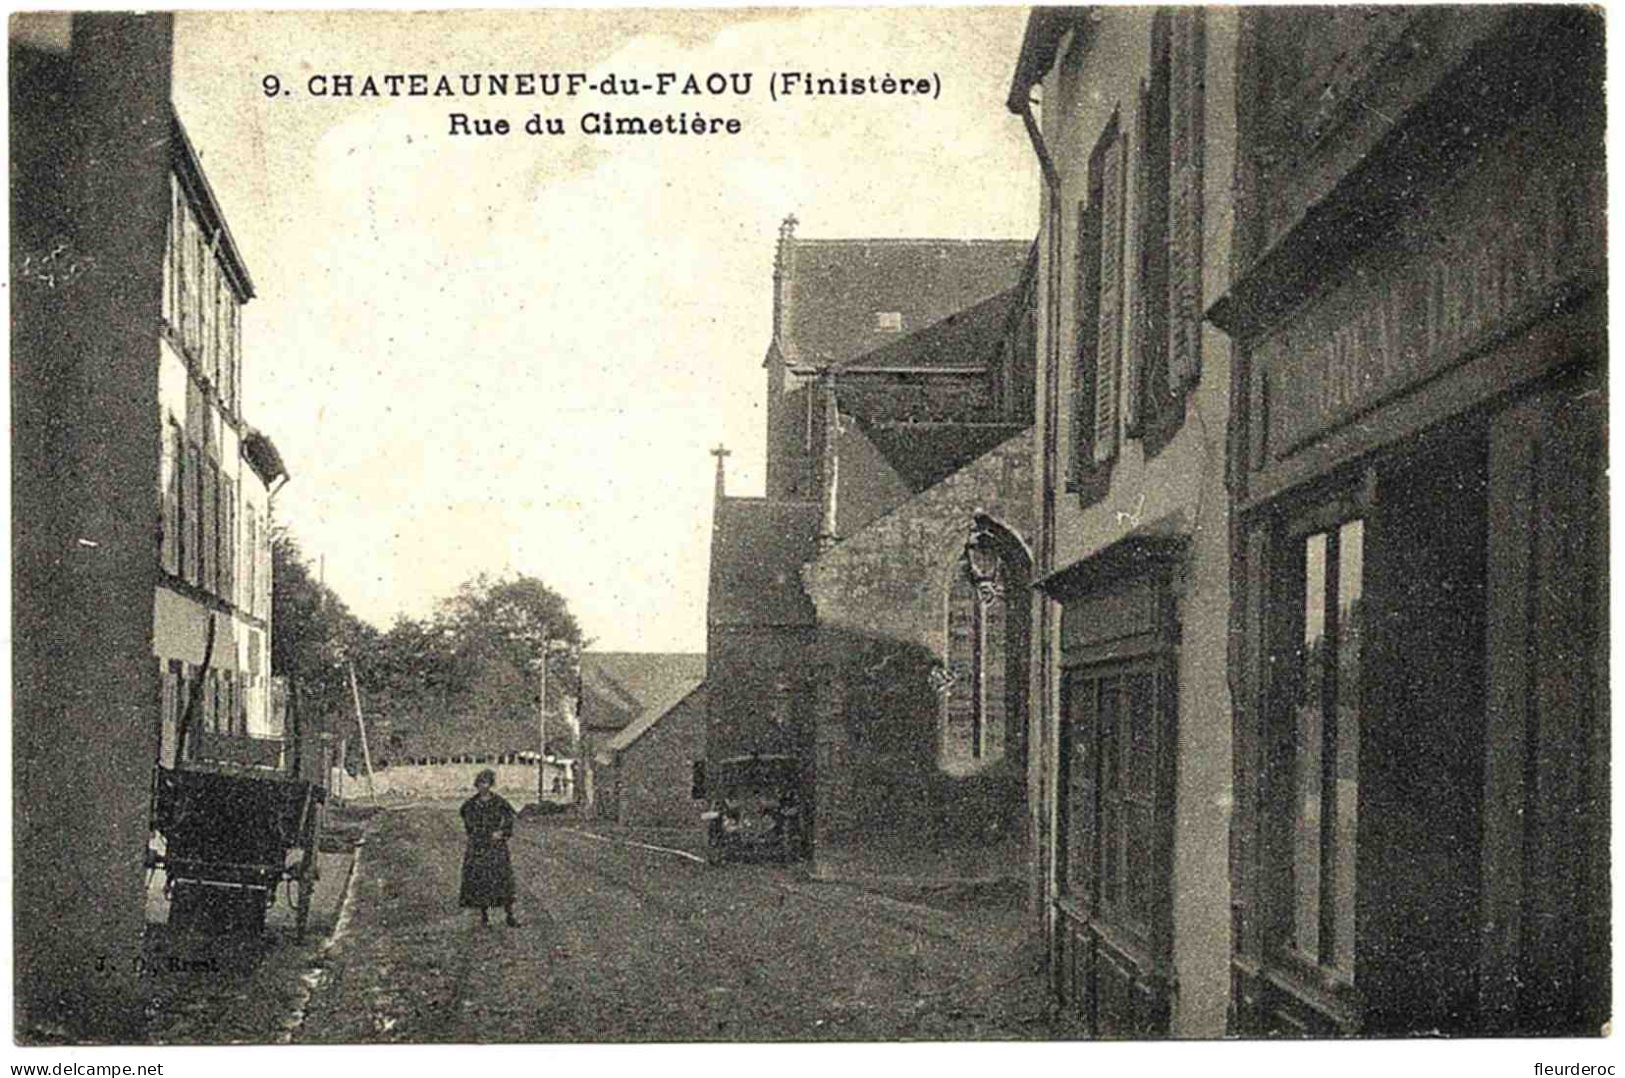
<box><xmin>1289</xmin><ymin>519</ymin><xmax>1362</xmax><ymax>978</ymax></box>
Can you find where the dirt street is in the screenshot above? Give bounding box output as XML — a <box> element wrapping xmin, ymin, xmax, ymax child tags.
<box><xmin>289</xmin><ymin>806</ymin><xmax>1062</xmax><ymax>1042</ymax></box>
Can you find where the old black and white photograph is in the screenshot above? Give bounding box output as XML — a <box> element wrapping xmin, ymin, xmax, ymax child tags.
<box><xmin>8</xmin><ymin>3</ymin><xmax>1612</xmax><ymax>1063</ymax></box>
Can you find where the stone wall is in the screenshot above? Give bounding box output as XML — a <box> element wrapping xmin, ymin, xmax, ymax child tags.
<box><xmin>12</xmin><ymin>14</ymin><xmax>175</xmax><ymax>1039</ymax></box>
<box><xmin>332</xmin><ymin>761</ymin><xmax>572</xmax><ymax>804</ymax></box>
<box><xmin>613</xmin><ymin>687</ymin><xmax>705</xmax><ymax>828</ymax></box>
<box><xmin>705</xmin><ymin>625</ymin><xmax>816</xmax><ymax>764</ymax></box>
<box><xmin>802</xmin><ymin>429</ymin><xmax>1033</xmax><ymax>883</ymax></box>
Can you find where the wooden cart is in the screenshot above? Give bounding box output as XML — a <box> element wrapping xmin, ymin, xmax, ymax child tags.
<box><xmin>149</xmin><ymin>742</ymin><xmax>326</xmax><ymax>938</ymax></box>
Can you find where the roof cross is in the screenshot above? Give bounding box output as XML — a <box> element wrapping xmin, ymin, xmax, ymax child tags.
<box><xmin>710</xmin><ymin>444</ymin><xmax>731</xmax><ymax>500</ymax></box>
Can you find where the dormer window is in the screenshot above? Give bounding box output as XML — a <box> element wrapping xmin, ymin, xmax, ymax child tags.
<box><xmin>875</xmin><ymin>311</ymin><xmax>903</xmax><ymax>332</ymax></box>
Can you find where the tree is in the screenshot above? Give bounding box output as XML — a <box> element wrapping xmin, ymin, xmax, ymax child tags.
<box><xmin>272</xmin><ymin>544</ymin><xmax>586</xmax><ymax>759</ymax></box>
<box><xmin>428</xmin><ymin>573</ymin><xmax>583</xmax><ymax>755</ymax></box>
<box><xmin>270</xmin><ymin>524</ymin><xmax>375</xmax><ymax>740</ymax></box>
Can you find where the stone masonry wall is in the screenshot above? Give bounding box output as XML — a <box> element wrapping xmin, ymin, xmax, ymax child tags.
<box><xmin>802</xmin><ymin>429</ymin><xmax>1034</xmax><ymax>881</ymax></box>
<box><xmin>615</xmin><ymin>687</ymin><xmax>705</xmax><ymax>829</ymax></box>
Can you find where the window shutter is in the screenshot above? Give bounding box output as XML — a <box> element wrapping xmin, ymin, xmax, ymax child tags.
<box><xmin>1125</xmin><ymin>81</ymin><xmax>1151</xmax><ymax>438</ymax></box>
<box><xmin>203</xmin><ymin>460</ymin><xmax>218</xmax><ymax>594</ymax></box>
<box><xmin>183</xmin><ymin>441</ymin><xmax>201</xmax><ymax>585</ymax></box>
<box><xmin>1093</xmin><ymin>127</ymin><xmax>1128</xmax><ymax>464</ymax></box>
<box><xmin>1167</xmin><ymin>9</ymin><xmax>1206</xmax><ymax>395</ymax></box>
<box><xmin>1072</xmin><ymin>199</ymin><xmax>1102</xmax><ymax>480</ymax></box>
<box><xmin>216</xmin><ymin>277</ymin><xmax>230</xmax><ymax>405</ymax></box>
<box><xmin>221</xmin><ymin>475</ymin><xmax>235</xmax><ymax>604</ymax></box>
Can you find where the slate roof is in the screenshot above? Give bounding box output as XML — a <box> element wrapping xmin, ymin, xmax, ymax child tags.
<box><xmin>832</xmin><ymin>256</ymin><xmax>1035</xmax><ymax>492</ymax></box>
<box><xmin>1008</xmin><ymin>8</ymin><xmax>1090</xmax><ymax>112</ymax></box>
<box><xmin>853</xmin><ymin>420</ymin><xmax>1032</xmax><ymax>492</ymax></box>
<box><xmin>579</xmin><ymin>652</ymin><xmax>707</xmax><ymax>733</ymax></box>
<box><xmin>778</xmin><ymin>238</ymin><xmax>1029</xmax><ymax>371</ymax></box>
<box><xmin>603</xmin><ymin>682</ymin><xmax>706</xmax><ymax>758</ymax></box>
<box><xmin>838</xmin><ymin>285</ymin><xmax>1023</xmax><ymax>374</ymax></box>
<box><xmin>707</xmin><ymin>498</ymin><xmax>822</xmax><ymax>628</ymax></box>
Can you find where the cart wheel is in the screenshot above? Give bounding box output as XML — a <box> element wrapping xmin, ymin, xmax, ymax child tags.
<box><xmin>168</xmin><ymin>881</ymin><xmax>205</xmax><ymax>931</ymax></box>
<box><xmin>294</xmin><ymin>849</ymin><xmax>319</xmax><ymax>940</ymax></box>
<box><xmin>222</xmin><ymin>888</ymin><xmax>266</xmax><ymax>935</ymax></box>
<box><xmin>294</xmin><ymin>872</ymin><xmax>314</xmax><ymax>940</ymax></box>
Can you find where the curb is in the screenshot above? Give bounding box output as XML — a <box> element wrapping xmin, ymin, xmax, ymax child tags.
<box><xmin>273</xmin><ymin>819</ymin><xmax>371</xmax><ymax>1043</ymax></box>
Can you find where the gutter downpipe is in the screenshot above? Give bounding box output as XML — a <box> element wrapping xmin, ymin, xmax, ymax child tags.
<box><xmin>1014</xmin><ymin>83</ymin><xmax>1065</xmax><ymax>986</ymax></box>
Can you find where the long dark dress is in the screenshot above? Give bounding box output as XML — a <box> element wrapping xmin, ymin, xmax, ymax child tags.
<box><xmin>458</xmin><ymin>793</ymin><xmax>516</xmax><ymax>908</ymax></box>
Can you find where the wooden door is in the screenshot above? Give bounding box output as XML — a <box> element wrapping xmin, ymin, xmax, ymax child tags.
<box><xmin>1481</xmin><ymin>368</ymin><xmax>1608</xmax><ymax>1035</ymax></box>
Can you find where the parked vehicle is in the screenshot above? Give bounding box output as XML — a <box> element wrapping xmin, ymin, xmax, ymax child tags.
<box><xmin>698</xmin><ymin>754</ymin><xmax>803</xmax><ymax>864</ymax></box>
<box><xmin>146</xmin><ymin>641</ymin><xmax>328</xmax><ymax>937</ymax></box>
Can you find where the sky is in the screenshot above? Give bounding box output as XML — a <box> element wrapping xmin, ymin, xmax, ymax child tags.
<box><xmin>171</xmin><ymin>8</ymin><xmax>1041</xmax><ymax>653</ymax></box>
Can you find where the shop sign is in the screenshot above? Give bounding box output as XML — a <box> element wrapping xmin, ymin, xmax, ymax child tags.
<box><xmin>1258</xmin><ymin>135</ymin><xmax>1604</xmax><ymax>459</ymax></box>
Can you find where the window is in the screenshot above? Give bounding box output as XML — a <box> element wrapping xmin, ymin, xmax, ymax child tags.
<box><xmin>169</xmin><ymin>177</ymin><xmax>188</xmax><ymax>341</ymax></box>
<box><xmin>219</xmin><ymin>474</ymin><xmax>235</xmax><ymax>604</ymax></box>
<box><xmin>874</xmin><ymin>311</ymin><xmax>903</xmax><ymax>332</ymax></box>
<box><xmin>199</xmin><ymin>232</ymin><xmax>216</xmax><ymax>380</ymax></box>
<box><xmin>182</xmin><ymin>440</ymin><xmax>202</xmax><ymax>586</ymax></box>
<box><xmin>184</xmin><ymin>207</ymin><xmax>204</xmax><ymax>359</ymax></box>
<box><xmin>162</xmin><ymin>186</ymin><xmax>175</xmax><ymax>329</ymax></box>
<box><xmin>227</xmin><ymin>297</ymin><xmax>241</xmax><ymax>414</ymax></box>
<box><xmin>245</xmin><ymin>508</ymin><xmax>258</xmax><ymax>616</ymax></box>
<box><xmin>1286</xmin><ymin>517</ymin><xmax>1363</xmax><ymax>978</ymax></box>
<box><xmin>215</xmin><ymin>274</ymin><xmax>232</xmax><ymax>407</ymax></box>
<box><xmin>1072</xmin><ymin>115</ymin><xmax>1128</xmax><ymax>483</ymax></box>
<box><xmin>159</xmin><ymin>420</ymin><xmax>181</xmax><ymax>575</ymax></box>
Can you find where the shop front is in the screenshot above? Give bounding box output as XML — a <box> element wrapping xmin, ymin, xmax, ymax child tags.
<box><xmin>1215</xmin><ymin>9</ymin><xmax>1606</xmax><ymax>1037</ymax></box>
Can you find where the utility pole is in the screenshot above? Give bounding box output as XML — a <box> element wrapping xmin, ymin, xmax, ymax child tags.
<box><xmin>347</xmin><ymin>660</ymin><xmax>376</xmax><ymax>802</ymax></box>
<box><xmin>538</xmin><ymin>628</ymin><xmax>549</xmax><ymax>807</ymax></box>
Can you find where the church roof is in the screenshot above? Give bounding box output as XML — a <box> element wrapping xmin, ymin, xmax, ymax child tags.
<box><xmin>835</xmin><ymin>284</ymin><xmax>1023</xmax><ymax>375</ymax></box>
<box><xmin>708</xmin><ymin>498</ymin><xmax>821</xmax><ymax>628</ymax></box>
<box><xmin>854</xmin><ymin>420</ymin><xmax>1032</xmax><ymax>493</ymax></box>
<box><xmin>579</xmin><ymin>652</ymin><xmax>707</xmax><ymax>733</ymax></box>
<box><xmin>777</xmin><ymin>237</ymin><xmax>1029</xmax><ymax>370</ymax></box>
<box><xmin>831</xmin><ymin>253</ymin><xmax>1035</xmax><ymax>492</ymax></box>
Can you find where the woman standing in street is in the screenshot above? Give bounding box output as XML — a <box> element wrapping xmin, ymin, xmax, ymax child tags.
<box><xmin>459</xmin><ymin>769</ymin><xmax>520</xmax><ymax>927</ymax></box>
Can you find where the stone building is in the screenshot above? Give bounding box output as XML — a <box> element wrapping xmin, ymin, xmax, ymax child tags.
<box><xmin>706</xmin><ymin>222</ymin><xmax>1032</xmax><ymax>861</ymax></box>
<box><xmin>1209</xmin><ymin>6</ymin><xmax>1607</xmax><ymax>1037</ymax></box>
<box><xmin>599</xmin><ymin>683</ymin><xmax>707</xmax><ymax>829</ymax></box>
<box><xmin>577</xmin><ymin>651</ymin><xmax>706</xmax><ymax>819</ymax></box>
<box><xmin>800</xmin><ymin>258</ymin><xmax>1038</xmax><ymax>886</ymax></box>
<box><xmin>1007</xmin><ymin>6</ymin><xmax>1239</xmax><ymax>1037</ymax></box>
<box><xmin>12</xmin><ymin>12</ymin><xmax>286</xmax><ymax>1036</ymax></box>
